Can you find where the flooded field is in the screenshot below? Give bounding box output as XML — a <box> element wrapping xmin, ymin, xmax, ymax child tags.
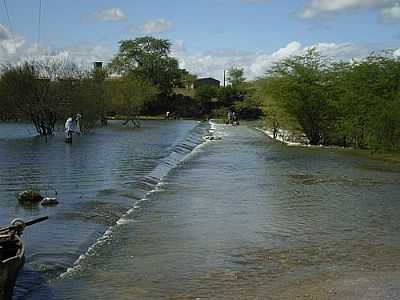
<box><xmin>1</xmin><ymin>121</ymin><xmax>400</xmax><ymax>299</ymax></box>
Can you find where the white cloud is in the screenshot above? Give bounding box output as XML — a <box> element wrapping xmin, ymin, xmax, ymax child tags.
<box><xmin>175</xmin><ymin>41</ymin><xmax>387</xmax><ymax>82</ymax></box>
<box><xmin>0</xmin><ymin>24</ymin><xmax>396</xmax><ymax>85</ymax></box>
<box><xmin>299</xmin><ymin>0</ymin><xmax>396</xmax><ymax>19</ymax></box>
<box><xmin>380</xmin><ymin>3</ymin><xmax>400</xmax><ymax>22</ymax></box>
<box><xmin>0</xmin><ymin>24</ymin><xmax>114</xmax><ymax>69</ymax></box>
<box><xmin>272</xmin><ymin>41</ymin><xmax>302</xmax><ymax>58</ymax></box>
<box><xmin>171</xmin><ymin>40</ymin><xmax>186</xmax><ymax>55</ymax></box>
<box><xmin>93</xmin><ymin>8</ymin><xmax>127</xmax><ymax>22</ymax></box>
<box><xmin>127</xmin><ymin>19</ymin><xmax>173</xmax><ymax>35</ymax></box>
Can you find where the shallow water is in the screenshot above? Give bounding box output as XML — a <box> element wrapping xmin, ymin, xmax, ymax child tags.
<box><xmin>2</xmin><ymin>121</ymin><xmax>400</xmax><ymax>299</ymax></box>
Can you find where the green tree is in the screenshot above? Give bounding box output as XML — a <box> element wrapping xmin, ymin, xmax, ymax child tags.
<box><xmin>0</xmin><ymin>60</ymin><xmax>83</xmax><ymax>135</ymax></box>
<box><xmin>110</xmin><ymin>36</ymin><xmax>180</xmax><ymax>96</ymax></box>
<box><xmin>109</xmin><ymin>73</ymin><xmax>158</xmax><ymax>127</ymax></box>
<box><xmin>227</xmin><ymin>67</ymin><xmax>245</xmax><ymax>88</ymax></box>
<box><xmin>252</xmin><ymin>77</ymin><xmax>299</xmax><ymax>138</ymax></box>
<box><xmin>194</xmin><ymin>85</ymin><xmax>219</xmax><ymax>116</ymax></box>
<box><xmin>265</xmin><ymin>49</ymin><xmax>337</xmax><ymax>145</ymax></box>
<box><xmin>335</xmin><ymin>53</ymin><xmax>400</xmax><ymax>150</ymax></box>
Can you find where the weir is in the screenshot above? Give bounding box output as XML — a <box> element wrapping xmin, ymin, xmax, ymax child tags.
<box><xmin>2</xmin><ymin>121</ymin><xmax>400</xmax><ymax>299</ymax></box>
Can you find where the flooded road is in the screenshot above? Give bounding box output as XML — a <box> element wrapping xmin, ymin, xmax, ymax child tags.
<box><xmin>1</xmin><ymin>121</ymin><xmax>400</xmax><ymax>299</ymax></box>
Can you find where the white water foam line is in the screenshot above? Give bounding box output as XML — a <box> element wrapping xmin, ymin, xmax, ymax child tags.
<box><xmin>59</xmin><ymin>125</ymin><xmax>210</xmax><ymax>279</ymax></box>
<box><xmin>255</xmin><ymin>127</ymin><xmax>306</xmax><ymax>146</ymax></box>
<box><xmin>256</xmin><ymin>127</ymin><xmax>343</xmax><ymax>149</ymax></box>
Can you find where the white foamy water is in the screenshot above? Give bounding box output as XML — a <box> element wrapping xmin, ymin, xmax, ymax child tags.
<box><xmin>58</xmin><ymin>121</ymin><xmax>210</xmax><ymax>279</ymax></box>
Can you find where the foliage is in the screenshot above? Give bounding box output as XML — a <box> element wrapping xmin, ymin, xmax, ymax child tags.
<box><xmin>334</xmin><ymin>53</ymin><xmax>400</xmax><ymax>150</ymax></box>
<box><xmin>110</xmin><ymin>36</ymin><xmax>180</xmax><ymax>96</ymax></box>
<box><xmin>263</xmin><ymin>49</ymin><xmax>337</xmax><ymax>145</ymax></box>
<box><xmin>194</xmin><ymin>85</ymin><xmax>219</xmax><ymax>116</ymax></box>
<box><xmin>227</xmin><ymin>67</ymin><xmax>245</xmax><ymax>88</ymax></box>
<box><xmin>0</xmin><ymin>60</ymin><xmax>83</xmax><ymax>135</ymax></box>
<box><xmin>252</xmin><ymin>77</ymin><xmax>299</xmax><ymax>138</ymax></box>
<box><xmin>109</xmin><ymin>73</ymin><xmax>158</xmax><ymax>127</ymax></box>
<box><xmin>257</xmin><ymin>49</ymin><xmax>400</xmax><ymax>151</ymax></box>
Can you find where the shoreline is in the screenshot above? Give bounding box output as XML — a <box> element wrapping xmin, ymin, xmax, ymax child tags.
<box><xmin>255</xmin><ymin>126</ymin><xmax>400</xmax><ymax>164</ymax></box>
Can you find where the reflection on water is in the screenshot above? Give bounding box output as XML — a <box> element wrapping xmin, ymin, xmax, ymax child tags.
<box><xmin>49</xmin><ymin>123</ymin><xmax>400</xmax><ymax>299</ymax></box>
<box><xmin>0</xmin><ymin>120</ymin><xmax>205</xmax><ymax>299</ymax></box>
<box><xmin>2</xmin><ymin>121</ymin><xmax>400</xmax><ymax>299</ymax></box>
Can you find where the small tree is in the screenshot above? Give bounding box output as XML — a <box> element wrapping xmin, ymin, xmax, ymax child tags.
<box><xmin>227</xmin><ymin>67</ymin><xmax>245</xmax><ymax>88</ymax></box>
<box><xmin>0</xmin><ymin>60</ymin><xmax>82</xmax><ymax>135</ymax></box>
<box><xmin>265</xmin><ymin>49</ymin><xmax>336</xmax><ymax>145</ymax></box>
<box><xmin>109</xmin><ymin>74</ymin><xmax>158</xmax><ymax>127</ymax></box>
<box><xmin>194</xmin><ymin>85</ymin><xmax>219</xmax><ymax>116</ymax></box>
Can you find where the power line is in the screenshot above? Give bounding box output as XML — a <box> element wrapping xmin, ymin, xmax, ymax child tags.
<box><xmin>2</xmin><ymin>0</ymin><xmax>14</xmax><ymax>40</ymax></box>
<box><xmin>37</xmin><ymin>0</ymin><xmax>42</xmax><ymax>45</ymax></box>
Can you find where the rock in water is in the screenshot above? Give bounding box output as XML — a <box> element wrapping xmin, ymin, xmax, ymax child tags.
<box><xmin>41</xmin><ymin>197</ymin><xmax>59</xmax><ymax>206</ymax></box>
<box><xmin>17</xmin><ymin>190</ymin><xmax>43</xmax><ymax>203</ymax></box>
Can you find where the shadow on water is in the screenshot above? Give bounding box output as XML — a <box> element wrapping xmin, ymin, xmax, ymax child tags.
<box><xmin>14</xmin><ymin>265</ymin><xmax>54</xmax><ymax>300</ymax></box>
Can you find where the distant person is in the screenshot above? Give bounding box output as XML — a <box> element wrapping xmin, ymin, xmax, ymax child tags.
<box><xmin>165</xmin><ymin>111</ymin><xmax>170</xmax><ymax>120</ymax></box>
<box><xmin>232</xmin><ymin>111</ymin><xmax>239</xmax><ymax>126</ymax></box>
<box><xmin>227</xmin><ymin>111</ymin><xmax>233</xmax><ymax>124</ymax></box>
<box><xmin>65</xmin><ymin>113</ymin><xmax>81</xmax><ymax>143</ymax></box>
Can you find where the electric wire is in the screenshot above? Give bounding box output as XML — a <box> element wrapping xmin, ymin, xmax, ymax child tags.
<box><xmin>37</xmin><ymin>0</ymin><xmax>42</xmax><ymax>45</ymax></box>
<box><xmin>2</xmin><ymin>0</ymin><xmax>14</xmax><ymax>40</ymax></box>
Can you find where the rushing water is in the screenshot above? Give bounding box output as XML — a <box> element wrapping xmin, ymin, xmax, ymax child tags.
<box><xmin>1</xmin><ymin>120</ymin><xmax>400</xmax><ymax>299</ymax></box>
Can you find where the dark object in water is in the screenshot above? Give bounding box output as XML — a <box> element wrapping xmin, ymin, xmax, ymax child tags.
<box><xmin>0</xmin><ymin>217</ymin><xmax>48</xmax><ymax>300</ymax></box>
<box><xmin>0</xmin><ymin>232</ymin><xmax>24</xmax><ymax>300</ymax></box>
<box><xmin>203</xmin><ymin>135</ymin><xmax>222</xmax><ymax>141</ymax></box>
<box><xmin>17</xmin><ymin>191</ymin><xmax>43</xmax><ymax>204</ymax></box>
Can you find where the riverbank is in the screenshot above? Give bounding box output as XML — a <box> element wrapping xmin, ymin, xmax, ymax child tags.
<box><xmin>252</xmin><ymin>122</ymin><xmax>400</xmax><ymax>165</ymax></box>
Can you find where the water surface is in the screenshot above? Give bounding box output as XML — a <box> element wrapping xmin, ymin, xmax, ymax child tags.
<box><xmin>1</xmin><ymin>121</ymin><xmax>400</xmax><ymax>299</ymax></box>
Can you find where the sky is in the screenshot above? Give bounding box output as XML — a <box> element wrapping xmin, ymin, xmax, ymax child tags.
<box><xmin>1</xmin><ymin>0</ymin><xmax>400</xmax><ymax>81</ymax></box>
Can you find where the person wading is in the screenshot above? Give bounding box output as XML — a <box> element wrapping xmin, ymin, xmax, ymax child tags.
<box><xmin>65</xmin><ymin>113</ymin><xmax>81</xmax><ymax>143</ymax></box>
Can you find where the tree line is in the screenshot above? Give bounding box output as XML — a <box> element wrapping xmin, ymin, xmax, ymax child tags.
<box><xmin>254</xmin><ymin>49</ymin><xmax>400</xmax><ymax>151</ymax></box>
<box><xmin>0</xmin><ymin>36</ymin><xmax>198</xmax><ymax>134</ymax></box>
<box><xmin>1</xmin><ymin>36</ymin><xmax>399</xmax><ymax>152</ymax></box>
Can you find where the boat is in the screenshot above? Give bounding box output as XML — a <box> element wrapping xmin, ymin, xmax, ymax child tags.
<box><xmin>0</xmin><ymin>232</ymin><xmax>24</xmax><ymax>300</ymax></box>
<box><xmin>0</xmin><ymin>216</ymin><xmax>48</xmax><ymax>300</ymax></box>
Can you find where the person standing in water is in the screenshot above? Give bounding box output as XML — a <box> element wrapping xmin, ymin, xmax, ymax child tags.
<box><xmin>227</xmin><ymin>111</ymin><xmax>233</xmax><ymax>124</ymax></box>
<box><xmin>65</xmin><ymin>113</ymin><xmax>81</xmax><ymax>143</ymax></box>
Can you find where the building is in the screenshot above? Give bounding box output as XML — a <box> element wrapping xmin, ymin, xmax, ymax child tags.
<box><xmin>93</xmin><ymin>61</ymin><xmax>103</xmax><ymax>69</ymax></box>
<box><xmin>194</xmin><ymin>77</ymin><xmax>220</xmax><ymax>89</ymax></box>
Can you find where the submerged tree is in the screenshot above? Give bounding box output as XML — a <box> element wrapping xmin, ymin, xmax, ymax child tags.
<box><xmin>109</xmin><ymin>73</ymin><xmax>158</xmax><ymax>127</ymax></box>
<box><xmin>0</xmin><ymin>60</ymin><xmax>82</xmax><ymax>136</ymax></box>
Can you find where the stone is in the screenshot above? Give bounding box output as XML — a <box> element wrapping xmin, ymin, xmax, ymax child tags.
<box><xmin>17</xmin><ymin>190</ymin><xmax>43</xmax><ymax>203</ymax></box>
<box><xmin>41</xmin><ymin>197</ymin><xmax>59</xmax><ymax>206</ymax></box>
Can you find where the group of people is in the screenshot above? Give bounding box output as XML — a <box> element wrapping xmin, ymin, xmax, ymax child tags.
<box><xmin>226</xmin><ymin>110</ymin><xmax>239</xmax><ymax>126</ymax></box>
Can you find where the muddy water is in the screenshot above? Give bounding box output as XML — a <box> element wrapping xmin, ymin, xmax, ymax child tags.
<box><xmin>1</xmin><ymin>121</ymin><xmax>400</xmax><ymax>299</ymax></box>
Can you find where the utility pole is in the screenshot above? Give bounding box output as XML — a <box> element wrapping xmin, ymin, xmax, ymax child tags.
<box><xmin>223</xmin><ymin>69</ymin><xmax>226</xmax><ymax>87</ymax></box>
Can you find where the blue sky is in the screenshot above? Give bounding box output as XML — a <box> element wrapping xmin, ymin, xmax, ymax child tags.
<box><xmin>1</xmin><ymin>0</ymin><xmax>400</xmax><ymax>81</ymax></box>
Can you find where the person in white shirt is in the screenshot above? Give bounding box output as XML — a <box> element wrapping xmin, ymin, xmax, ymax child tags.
<box><xmin>65</xmin><ymin>113</ymin><xmax>81</xmax><ymax>142</ymax></box>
